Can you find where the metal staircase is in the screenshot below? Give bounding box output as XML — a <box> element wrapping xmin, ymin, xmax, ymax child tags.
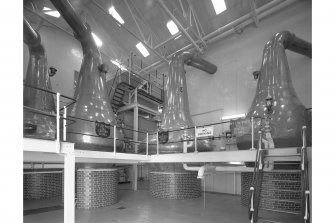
<box><xmin>108</xmin><ymin>71</ymin><xmax>163</xmax><ymax>113</ymax></box>
<box><xmin>249</xmin><ymin>126</ymin><xmax>310</xmax><ymax>223</ymax></box>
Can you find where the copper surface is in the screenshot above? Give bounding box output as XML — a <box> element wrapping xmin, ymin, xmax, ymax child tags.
<box><xmin>236</xmin><ymin>31</ymin><xmax>312</xmax><ymax>150</ymax></box>
<box><xmin>23</xmin><ymin>17</ymin><xmax>56</xmax><ymax>140</ymax></box>
<box><xmin>139</xmin><ymin>51</ymin><xmax>217</xmax><ymax>154</ymax></box>
<box><xmin>50</xmin><ymin>0</ymin><xmax>123</xmax><ymax>151</ymax></box>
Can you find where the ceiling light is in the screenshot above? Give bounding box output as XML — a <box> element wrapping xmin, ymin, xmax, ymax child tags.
<box><xmin>42</xmin><ymin>7</ymin><xmax>52</xmax><ymax>11</ymax></box>
<box><xmin>43</xmin><ymin>10</ymin><xmax>61</xmax><ymax>18</ymax></box>
<box><xmin>91</xmin><ymin>32</ymin><xmax>102</xmax><ymax>47</ymax></box>
<box><xmin>166</xmin><ymin>20</ymin><xmax>179</xmax><ymax>35</ymax></box>
<box><xmin>220</xmin><ymin>113</ymin><xmax>245</xmax><ymax>121</ymax></box>
<box><xmin>109</xmin><ymin>6</ymin><xmax>125</xmax><ymax>24</ymax></box>
<box><xmin>211</xmin><ymin>0</ymin><xmax>227</xmax><ymax>15</ymax></box>
<box><xmin>111</xmin><ymin>59</ymin><xmax>127</xmax><ymax>71</ymax></box>
<box><xmin>136</xmin><ymin>42</ymin><xmax>150</xmax><ymax>57</ymax></box>
<box><xmin>174</xmin><ymin>34</ymin><xmax>182</xmax><ymax>40</ymax></box>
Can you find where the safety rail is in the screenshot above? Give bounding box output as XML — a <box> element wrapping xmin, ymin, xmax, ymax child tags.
<box><xmin>248</xmin><ymin>131</ymin><xmax>265</xmax><ymax>223</ymax></box>
<box><xmin>23</xmin><ymin>83</ymin><xmax>76</xmax><ymax>152</ymax></box>
<box><xmin>300</xmin><ymin>126</ymin><xmax>310</xmax><ymax>223</ymax></box>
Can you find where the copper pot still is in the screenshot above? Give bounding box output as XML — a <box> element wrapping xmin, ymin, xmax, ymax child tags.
<box><xmin>139</xmin><ymin>51</ymin><xmax>217</xmax><ymax>155</ymax></box>
<box><xmin>50</xmin><ymin>0</ymin><xmax>124</xmax><ymax>151</ymax></box>
<box><xmin>235</xmin><ymin>31</ymin><xmax>312</xmax><ymax>150</ymax></box>
<box><xmin>23</xmin><ymin>17</ymin><xmax>56</xmax><ymax>140</ymax></box>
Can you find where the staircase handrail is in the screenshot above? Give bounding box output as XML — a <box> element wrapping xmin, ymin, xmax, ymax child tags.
<box><xmin>300</xmin><ymin>126</ymin><xmax>310</xmax><ymax>223</ymax></box>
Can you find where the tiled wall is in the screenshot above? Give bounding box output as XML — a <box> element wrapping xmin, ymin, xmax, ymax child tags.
<box><xmin>149</xmin><ymin>172</ymin><xmax>201</xmax><ymax>199</ymax></box>
<box><xmin>241</xmin><ymin>172</ymin><xmax>301</xmax><ymax>213</ymax></box>
<box><xmin>76</xmin><ymin>169</ymin><xmax>119</xmax><ymax>209</ymax></box>
<box><xmin>23</xmin><ymin>171</ymin><xmax>63</xmax><ymax>200</ymax></box>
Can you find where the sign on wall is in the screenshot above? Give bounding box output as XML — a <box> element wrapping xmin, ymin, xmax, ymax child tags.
<box><xmin>196</xmin><ymin>126</ymin><xmax>214</xmax><ymax>138</ymax></box>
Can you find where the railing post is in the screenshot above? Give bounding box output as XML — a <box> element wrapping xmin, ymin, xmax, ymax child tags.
<box><xmin>114</xmin><ymin>125</ymin><xmax>117</xmax><ymax>156</ymax></box>
<box><xmin>258</xmin><ymin>130</ymin><xmax>263</xmax><ymax>170</ymax></box>
<box><xmin>301</xmin><ymin>126</ymin><xmax>306</xmax><ymax>171</ymax></box>
<box><xmin>304</xmin><ymin>190</ymin><xmax>310</xmax><ymax>221</ymax></box>
<box><xmin>146</xmin><ymin>132</ymin><xmax>149</xmax><ymax>157</ymax></box>
<box><xmin>194</xmin><ymin>126</ymin><xmax>198</xmax><ymax>153</ymax></box>
<box><xmin>156</xmin><ymin>132</ymin><xmax>159</xmax><ymax>155</ymax></box>
<box><xmin>56</xmin><ymin>93</ymin><xmax>60</xmax><ymax>152</ymax></box>
<box><xmin>63</xmin><ymin>106</ymin><xmax>67</xmax><ymax>141</ymax></box>
<box><xmin>251</xmin><ymin>117</ymin><xmax>255</xmax><ymax>150</ymax></box>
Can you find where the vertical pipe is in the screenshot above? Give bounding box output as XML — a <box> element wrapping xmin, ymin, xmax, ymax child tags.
<box><xmin>194</xmin><ymin>126</ymin><xmax>198</xmax><ymax>153</ymax></box>
<box><xmin>64</xmin><ymin>151</ymin><xmax>75</xmax><ymax>223</ymax></box>
<box><xmin>132</xmin><ymin>164</ymin><xmax>138</xmax><ymax>191</ymax></box>
<box><xmin>56</xmin><ymin>93</ymin><xmax>60</xmax><ymax>151</ymax></box>
<box><xmin>233</xmin><ymin>172</ymin><xmax>236</xmax><ymax>195</ymax></box>
<box><xmin>63</xmin><ymin>106</ymin><xmax>67</xmax><ymax>141</ymax></box>
<box><xmin>114</xmin><ymin>125</ymin><xmax>117</xmax><ymax>156</ymax></box>
<box><xmin>302</xmin><ymin>126</ymin><xmax>307</xmax><ymax>148</ymax></box>
<box><xmin>251</xmin><ymin>117</ymin><xmax>254</xmax><ymax>150</ymax></box>
<box><xmin>156</xmin><ymin>132</ymin><xmax>159</xmax><ymax>155</ymax></box>
<box><xmin>146</xmin><ymin>132</ymin><xmax>149</xmax><ymax>157</ymax></box>
<box><xmin>134</xmin><ymin>105</ymin><xmax>139</xmax><ymax>153</ymax></box>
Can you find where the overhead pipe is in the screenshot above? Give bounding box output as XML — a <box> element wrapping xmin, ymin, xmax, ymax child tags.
<box><xmin>157</xmin><ymin>0</ymin><xmax>202</xmax><ymax>53</ymax></box>
<box><xmin>141</xmin><ymin>0</ymin><xmax>296</xmax><ymax>72</ymax></box>
<box><xmin>91</xmin><ymin>0</ymin><xmax>168</xmax><ymax>63</ymax></box>
<box><xmin>183</xmin><ymin>164</ymin><xmax>254</xmax><ymax>179</ymax></box>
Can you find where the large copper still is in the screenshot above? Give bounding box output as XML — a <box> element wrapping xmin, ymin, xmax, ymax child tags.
<box><xmin>23</xmin><ymin>17</ymin><xmax>56</xmax><ymax>140</ymax></box>
<box><xmin>139</xmin><ymin>51</ymin><xmax>217</xmax><ymax>155</ymax></box>
<box><xmin>235</xmin><ymin>31</ymin><xmax>312</xmax><ymax>150</ymax></box>
<box><xmin>50</xmin><ymin>0</ymin><xmax>124</xmax><ymax>151</ymax></box>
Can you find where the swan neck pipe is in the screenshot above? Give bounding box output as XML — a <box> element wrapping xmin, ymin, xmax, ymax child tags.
<box><xmin>280</xmin><ymin>31</ymin><xmax>312</xmax><ymax>58</ymax></box>
<box><xmin>49</xmin><ymin>0</ymin><xmax>88</xmax><ymax>40</ymax></box>
<box><xmin>23</xmin><ymin>17</ymin><xmax>40</xmax><ymax>47</ymax></box>
<box><xmin>180</xmin><ymin>51</ymin><xmax>217</xmax><ymax>74</ymax></box>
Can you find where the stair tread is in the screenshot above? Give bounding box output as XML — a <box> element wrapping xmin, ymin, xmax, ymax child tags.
<box><xmin>259</xmin><ymin>208</ymin><xmax>301</xmax><ymax>215</ymax></box>
<box><xmin>260</xmin><ymin>197</ymin><xmax>301</xmax><ymax>203</ymax></box>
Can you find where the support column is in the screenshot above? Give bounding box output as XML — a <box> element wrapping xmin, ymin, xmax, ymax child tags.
<box><xmin>132</xmin><ymin>164</ymin><xmax>138</xmax><ymax>191</ymax></box>
<box><xmin>63</xmin><ymin>150</ymin><xmax>75</xmax><ymax>223</ymax></box>
<box><xmin>134</xmin><ymin>89</ymin><xmax>139</xmax><ymax>154</ymax></box>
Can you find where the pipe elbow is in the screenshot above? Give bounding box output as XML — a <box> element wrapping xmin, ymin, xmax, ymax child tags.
<box><xmin>197</xmin><ymin>165</ymin><xmax>206</xmax><ymax>179</ymax></box>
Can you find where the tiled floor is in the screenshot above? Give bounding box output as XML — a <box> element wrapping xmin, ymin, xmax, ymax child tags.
<box><xmin>23</xmin><ymin>181</ymin><xmax>300</xmax><ymax>223</ymax></box>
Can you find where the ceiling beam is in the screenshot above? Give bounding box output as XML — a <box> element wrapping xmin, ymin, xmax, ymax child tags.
<box><xmin>142</xmin><ymin>0</ymin><xmax>295</xmax><ymax>73</ymax></box>
<box><xmin>157</xmin><ymin>0</ymin><xmax>203</xmax><ymax>53</ymax></box>
<box><xmin>91</xmin><ymin>0</ymin><xmax>168</xmax><ymax>63</ymax></box>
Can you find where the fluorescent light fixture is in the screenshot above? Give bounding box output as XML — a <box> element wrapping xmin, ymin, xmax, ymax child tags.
<box><xmin>42</xmin><ymin>7</ymin><xmax>52</xmax><ymax>11</ymax></box>
<box><xmin>174</xmin><ymin>34</ymin><xmax>182</xmax><ymax>40</ymax></box>
<box><xmin>111</xmin><ymin>59</ymin><xmax>127</xmax><ymax>71</ymax></box>
<box><xmin>42</xmin><ymin>6</ymin><xmax>61</xmax><ymax>18</ymax></box>
<box><xmin>220</xmin><ymin>113</ymin><xmax>246</xmax><ymax>121</ymax></box>
<box><xmin>109</xmin><ymin>6</ymin><xmax>125</xmax><ymax>24</ymax></box>
<box><xmin>211</xmin><ymin>0</ymin><xmax>227</xmax><ymax>15</ymax></box>
<box><xmin>44</xmin><ymin>11</ymin><xmax>61</xmax><ymax>18</ymax></box>
<box><xmin>91</xmin><ymin>32</ymin><xmax>103</xmax><ymax>47</ymax></box>
<box><xmin>136</xmin><ymin>42</ymin><xmax>150</xmax><ymax>57</ymax></box>
<box><xmin>166</xmin><ymin>20</ymin><xmax>179</xmax><ymax>35</ymax></box>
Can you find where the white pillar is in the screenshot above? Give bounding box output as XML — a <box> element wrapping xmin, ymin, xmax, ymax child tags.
<box><xmin>132</xmin><ymin>164</ymin><xmax>138</xmax><ymax>191</ymax></box>
<box><xmin>63</xmin><ymin>151</ymin><xmax>75</xmax><ymax>223</ymax></box>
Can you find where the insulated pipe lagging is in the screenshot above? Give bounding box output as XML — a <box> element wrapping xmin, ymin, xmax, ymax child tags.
<box><xmin>180</xmin><ymin>51</ymin><xmax>217</xmax><ymax>74</ymax></box>
<box><xmin>275</xmin><ymin>31</ymin><xmax>312</xmax><ymax>58</ymax></box>
<box><xmin>23</xmin><ymin>17</ymin><xmax>41</xmax><ymax>48</ymax></box>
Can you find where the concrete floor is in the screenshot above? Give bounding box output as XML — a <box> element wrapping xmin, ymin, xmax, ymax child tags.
<box><xmin>24</xmin><ymin>181</ymin><xmax>300</xmax><ymax>223</ymax></box>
